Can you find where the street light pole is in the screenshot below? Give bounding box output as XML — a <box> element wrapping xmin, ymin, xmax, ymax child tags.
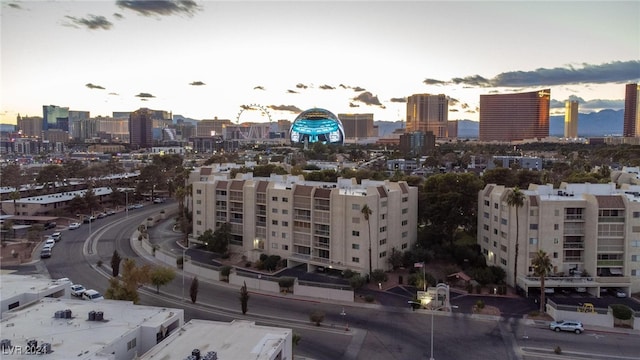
<box><xmin>125</xmin><ymin>190</ymin><xmax>129</xmax><ymax>218</ymax></box>
<box><xmin>181</xmin><ymin>248</ymin><xmax>186</xmax><ymax>302</ymax></box>
<box><xmin>428</xmin><ymin>303</ymin><xmax>458</xmax><ymax>360</ymax></box>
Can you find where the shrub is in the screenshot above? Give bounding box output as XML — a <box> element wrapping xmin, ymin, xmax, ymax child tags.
<box><xmin>370</xmin><ymin>269</ymin><xmax>388</xmax><ymax>283</ymax></box>
<box><xmin>176</xmin><ymin>256</ymin><xmax>184</xmax><ymax>269</ymax></box>
<box><xmin>259</xmin><ymin>253</ymin><xmax>268</xmax><ymax>262</ymax></box>
<box><xmin>221</xmin><ymin>266</ymin><xmax>232</xmax><ymax>279</ymax></box>
<box><xmin>611</xmin><ymin>304</ymin><xmax>633</xmax><ymax>320</ymax></box>
<box><xmin>245</xmin><ymin>262</ymin><xmax>252</xmax><ymax>267</ymax></box>
<box><xmin>475</xmin><ymin>299</ymin><xmax>485</xmax><ymax>310</ymax></box>
<box><xmin>364</xmin><ymin>294</ymin><xmax>375</xmax><ymax>303</ymax></box>
<box><xmin>278</xmin><ymin>277</ymin><xmax>295</xmax><ymax>291</ymax></box>
<box><xmin>342</xmin><ymin>269</ymin><xmax>356</xmax><ymax>279</ymax></box>
<box><xmin>309</xmin><ymin>311</ymin><xmax>325</xmax><ymax>326</ymax></box>
<box><xmin>349</xmin><ymin>274</ymin><xmax>366</xmax><ymax>290</ymax></box>
<box><xmin>97</xmin><ymin>260</ymin><xmax>103</xmax><ymax>267</ymax></box>
<box><xmin>554</xmin><ymin>346</ymin><xmax>562</xmax><ymax>355</ymax></box>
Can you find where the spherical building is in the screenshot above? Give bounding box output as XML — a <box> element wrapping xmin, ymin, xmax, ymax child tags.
<box><xmin>289</xmin><ymin>108</ymin><xmax>345</xmax><ymax>145</ymax></box>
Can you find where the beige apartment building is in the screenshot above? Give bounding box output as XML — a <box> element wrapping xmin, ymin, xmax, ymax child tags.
<box><xmin>191</xmin><ymin>171</ymin><xmax>418</xmax><ymax>275</ymax></box>
<box><xmin>478</xmin><ymin>182</ymin><xmax>640</xmax><ymax>295</ymax></box>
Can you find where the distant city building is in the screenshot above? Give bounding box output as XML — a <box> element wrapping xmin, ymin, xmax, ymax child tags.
<box><xmin>197</xmin><ymin>118</ymin><xmax>233</xmax><ymax>137</ymax></box>
<box><xmin>97</xmin><ymin>116</ymin><xmax>129</xmax><ymax>142</ymax></box>
<box><xmin>129</xmin><ymin>108</ymin><xmax>154</xmax><ymax>149</ymax></box>
<box><xmin>399</xmin><ymin>131</ymin><xmax>435</xmax><ymax>156</ymax></box>
<box><xmin>479</xmin><ymin>89</ymin><xmax>550</xmax><ymax>142</ymax></box>
<box><xmin>69</xmin><ymin>110</ymin><xmax>90</xmax><ymax>139</ymax></box>
<box><xmin>486</xmin><ymin>155</ymin><xmax>543</xmax><ymax>171</ymax></box>
<box><xmin>564</xmin><ymin>100</ymin><xmax>579</xmax><ymax>138</ymax></box>
<box><xmin>623</xmin><ymin>83</ymin><xmax>639</xmax><ymax>137</ymax></box>
<box><xmin>447</xmin><ymin>120</ymin><xmax>459</xmax><ymax>139</ymax></box>
<box><xmin>42</xmin><ymin>105</ymin><xmax>69</xmax><ymax>131</ymax></box>
<box><xmin>44</xmin><ymin>129</ymin><xmax>69</xmax><ymax>144</ymax></box>
<box><xmin>17</xmin><ymin>115</ymin><xmax>43</xmax><ymax>138</ymax></box>
<box><xmin>289</xmin><ymin>108</ymin><xmax>345</xmax><ymax>145</ymax></box>
<box><xmin>406</xmin><ymin>94</ymin><xmax>448</xmax><ymax>138</ymax></box>
<box><xmin>338</xmin><ymin>113</ymin><xmax>375</xmax><ymax>140</ymax></box>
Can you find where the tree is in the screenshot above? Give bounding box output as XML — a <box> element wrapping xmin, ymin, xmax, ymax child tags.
<box><xmin>190</xmin><ymin>276</ymin><xmax>199</xmax><ymax>303</ymax></box>
<box><xmin>506</xmin><ymin>187</ymin><xmax>525</xmax><ymax>287</ymax></box>
<box><xmin>105</xmin><ymin>258</ymin><xmax>151</xmax><ymax>304</ymax></box>
<box><xmin>111</xmin><ymin>250</ymin><xmax>122</xmax><ymax>277</ymax></box>
<box><xmin>240</xmin><ymin>281</ymin><xmax>249</xmax><ymax>314</ymax></box>
<box><xmin>211</xmin><ymin>222</ymin><xmax>232</xmax><ymax>254</ymax></box>
<box><xmin>370</xmin><ymin>269</ymin><xmax>387</xmax><ymax>283</ymax></box>
<box><xmin>532</xmin><ymin>250</ymin><xmax>552</xmax><ymax>313</ymax></box>
<box><xmin>361</xmin><ymin>204</ymin><xmax>373</xmax><ymax>277</ymax></box>
<box><xmin>309</xmin><ymin>310</ymin><xmax>325</xmax><ymax>326</ymax></box>
<box><xmin>150</xmin><ymin>266</ymin><xmax>176</xmax><ymax>294</ymax></box>
<box><xmin>9</xmin><ymin>191</ymin><xmax>20</xmax><ymax>215</ymax></box>
<box><xmin>387</xmin><ymin>248</ymin><xmax>403</xmax><ymax>270</ymax></box>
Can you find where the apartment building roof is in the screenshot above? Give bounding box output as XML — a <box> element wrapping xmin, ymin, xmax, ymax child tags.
<box><xmin>139</xmin><ymin>319</ymin><xmax>291</xmax><ymax>360</ymax></box>
<box><xmin>1</xmin><ymin>297</ymin><xmax>182</xmax><ymax>359</ymax></box>
<box><xmin>1</xmin><ymin>187</ymin><xmax>115</xmax><ymax>205</ymax></box>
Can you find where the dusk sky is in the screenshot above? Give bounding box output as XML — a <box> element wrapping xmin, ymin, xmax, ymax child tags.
<box><xmin>1</xmin><ymin>1</ymin><xmax>639</xmax><ymax>125</ymax></box>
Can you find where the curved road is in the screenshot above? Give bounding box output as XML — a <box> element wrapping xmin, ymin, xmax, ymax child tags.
<box><xmin>36</xmin><ymin>203</ymin><xmax>640</xmax><ymax>360</ymax></box>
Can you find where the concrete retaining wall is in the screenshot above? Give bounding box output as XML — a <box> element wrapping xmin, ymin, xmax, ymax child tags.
<box><xmin>295</xmin><ymin>283</ymin><xmax>354</xmax><ymax>302</ymax></box>
<box><xmin>546</xmin><ymin>304</ymin><xmax>614</xmax><ymax>328</ymax></box>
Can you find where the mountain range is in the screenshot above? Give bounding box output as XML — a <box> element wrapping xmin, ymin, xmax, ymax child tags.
<box><xmin>375</xmin><ymin>109</ymin><xmax>624</xmax><ymax>139</ymax></box>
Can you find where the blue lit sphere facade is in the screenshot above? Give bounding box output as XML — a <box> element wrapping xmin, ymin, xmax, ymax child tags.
<box><xmin>289</xmin><ymin>108</ymin><xmax>345</xmax><ymax>145</ymax></box>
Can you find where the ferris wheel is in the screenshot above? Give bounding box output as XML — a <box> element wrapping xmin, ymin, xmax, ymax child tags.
<box><xmin>234</xmin><ymin>104</ymin><xmax>275</xmax><ymax>140</ymax></box>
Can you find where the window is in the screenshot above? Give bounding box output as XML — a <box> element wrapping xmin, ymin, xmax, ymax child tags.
<box><xmin>501</xmin><ymin>218</ymin><xmax>507</xmax><ymax>225</ymax></box>
<box><xmin>352</xmin><ymin>243</ymin><xmax>360</xmax><ymax>250</ymax></box>
<box><xmin>484</xmin><ymin>200</ymin><xmax>490</xmax><ymax>206</ymax></box>
<box><xmin>381</xmin><ymin>214</ymin><xmax>387</xmax><ymax>219</ymax></box>
<box><xmin>483</xmin><ymin>236</ymin><xmax>489</xmax><ymax>243</ymax></box>
<box><xmin>529</xmin><ymin>238</ymin><xmax>537</xmax><ymax>245</ymax></box>
<box><xmin>494</xmin><ymin>215</ymin><xmax>498</xmax><ymax>222</ymax></box>
<box><xmin>379</xmin><ymin>238</ymin><xmax>386</xmax><ymax>245</ymax></box>
<box><xmin>352</xmin><ymin>230</ymin><xmax>360</xmax><ymax>236</ymax></box>
<box><xmin>352</xmin><ymin>217</ymin><xmax>360</xmax><ymax>224</ymax></box>
<box><xmin>272</xmin><ymin>243</ymin><xmax>278</xmax><ymax>249</ymax></box>
<box><xmin>272</xmin><ymin>220</ymin><xmax>278</xmax><ymax>225</ymax></box>
<box><xmin>402</xmin><ymin>196</ymin><xmax>408</xmax><ymax>202</ymax></box>
<box><xmin>282</xmin><ymin>209</ymin><xmax>288</xmax><ymax>215</ymax></box>
<box><xmin>282</xmin><ymin>233</ymin><xmax>287</xmax><ymax>239</ymax></box>
<box><xmin>493</xmin><ymin>241</ymin><xmax>497</xmax><ymax>247</ymax></box>
<box><xmin>127</xmin><ymin>338</ymin><xmax>137</xmax><ymax>351</ymax></box>
<box><xmin>530</xmin><ymin>224</ymin><xmax>538</xmax><ymax>230</ymax></box>
<box><xmin>352</xmin><ymin>204</ymin><xmax>360</xmax><ymax>210</ymax></box>
<box><xmin>402</xmin><ymin>231</ymin><xmax>408</xmax><ymax>238</ymax></box>
<box><xmin>379</xmin><ymin>251</ymin><xmax>387</xmax><ymax>258</ymax></box>
<box><xmin>282</xmin><ymin>197</ymin><xmax>288</xmax><ymax>202</ymax></box>
<box><xmin>352</xmin><ymin>257</ymin><xmax>360</xmax><ymax>263</ymax></box>
<box><xmin>379</xmin><ymin>226</ymin><xmax>387</xmax><ymax>232</ymax></box>
<box><xmin>634</xmin><ymin>211</ymin><xmax>640</xmax><ymax>218</ymax></box>
<box><xmin>554</xmin><ymin>224</ymin><xmax>559</xmax><ymax>230</ymax></box>
<box><xmin>494</xmin><ymin>203</ymin><xmax>499</xmax><ymax>209</ymax></box>
<box><xmin>553</xmin><ymin>252</ymin><xmax>558</xmax><ymax>258</ymax></box>
<box><xmin>402</xmin><ymin>208</ymin><xmax>408</xmax><ymax>214</ymax></box>
<box><xmin>483</xmin><ymin>224</ymin><xmax>489</xmax><ymax>231</ymax></box>
<box><xmin>554</xmin><ymin>238</ymin><xmax>559</xmax><ymax>244</ymax></box>
<box><xmin>484</xmin><ymin>212</ymin><xmax>489</xmax><ymax>219</ymax></box>
<box><xmin>493</xmin><ymin>229</ymin><xmax>498</xmax><ymax>235</ymax></box>
<box><xmin>632</xmin><ymin>240</ymin><xmax>640</xmax><ymax>247</ymax></box>
<box><xmin>381</xmin><ymin>201</ymin><xmax>387</xmax><ymax>207</ymax></box>
<box><xmin>501</xmin><ymin>245</ymin><xmax>507</xmax><ymax>252</ymax></box>
<box><xmin>272</xmin><ymin>196</ymin><xmax>278</xmax><ymax>201</ymax></box>
<box><xmin>282</xmin><ymin>221</ymin><xmax>288</xmax><ymax>227</ymax></box>
<box><xmin>402</xmin><ymin>243</ymin><xmax>408</xmax><ymax>249</ymax></box>
<box><xmin>402</xmin><ymin>220</ymin><xmax>408</xmax><ymax>226</ymax></box>
<box><xmin>632</xmin><ymin>269</ymin><xmax>638</xmax><ymax>276</ymax></box>
<box><xmin>554</xmin><ymin>209</ymin><xmax>560</xmax><ymax>216</ymax></box>
<box><xmin>196</xmin><ymin>200</ymin><xmax>201</xmax><ymax>205</ymax></box>
<box><xmin>271</xmin><ymin>231</ymin><xmax>276</xmax><ymax>237</ymax></box>
<box><xmin>196</xmin><ymin>210</ymin><xmax>201</xmax><ymax>215</ymax></box>
<box><xmin>282</xmin><ymin>244</ymin><xmax>288</xmax><ymax>250</ymax></box>
<box><xmin>500</xmin><ymin>258</ymin><xmax>507</xmax><ymax>266</ymax></box>
<box><xmin>196</xmin><ymin>189</ymin><xmax>202</xmax><ymax>194</ymax></box>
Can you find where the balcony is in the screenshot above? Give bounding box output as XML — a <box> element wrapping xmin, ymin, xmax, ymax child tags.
<box><xmin>314</xmin><ymin>241</ymin><xmax>330</xmax><ymax>249</ymax></box>
<box><xmin>563</xmin><ymin>242</ymin><xmax>584</xmax><ymax>249</ymax></box>
<box><xmin>597</xmin><ymin>260</ymin><xmax>624</xmax><ymax>267</ymax></box>
<box><xmin>564</xmin><ymin>215</ymin><xmax>584</xmax><ymax>221</ymax></box>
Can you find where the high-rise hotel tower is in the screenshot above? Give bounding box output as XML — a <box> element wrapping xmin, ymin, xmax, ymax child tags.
<box><xmin>564</xmin><ymin>100</ymin><xmax>579</xmax><ymax>139</ymax></box>
<box><xmin>479</xmin><ymin>89</ymin><xmax>550</xmax><ymax>142</ymax></box>
<box><xmin>623</xmin><ymin>83</ymin><xmax>640</xmax><ymax>137</ymax></box>
<box><xmin>406</xmin><ymin>94</ymin><xmax>448</xmax><ymax>138</ymax></box>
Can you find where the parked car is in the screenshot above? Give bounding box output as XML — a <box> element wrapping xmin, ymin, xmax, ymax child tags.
<box><xmin>40</xmin><ymin>248</ymin><xmax>52</xmax><ymax>258</ymax></box>
<box><xmin>51</xmin><ymin>232</ymin><xmax>62</xmax><ymax>242</ymax></box>
<box><xmin>44</xmin><ymin>222</ymin><xmax>56</xmax><ymax>230</ymax></box>
<box><xmin>82</xmin><ymin>289</ymin><xmax>104</xmax><ymax>301</ymax></box>
<box><xmin>106</xmin><ymin>210</ymin><xmax>116</xmax><ymax>216</ymax></box>
<box><xmin>609</xmin><ymin>288</ymin><xmax>627</xmax><ymax>298</ymax></box>
<box><xmin>153</xmin><ymin>198</ymin><xmax>165</xmax><ymax>203</ymax></box>
<box><xmin>69</xmin><ymin>222</ymin><xmax>81</xmax><ymax>230</ymax></box>
<box><xmin>549</xmin><ymin>320</ymin><xmax>584</xmax><ymax>334</ymax></box>
<box><xmin>133</xmin><ymin>204</ymin><xmax>144</xmax><ymax>209</ymax></box>
<box><xmin>70</xmin><ymin>284</ymin><xmax>86</xmax><ymax>297</ymax></box>
<box><xmin>83</xmin><ymin>215</ymin><xmax>96</xmax><ymax>223</ymax></box>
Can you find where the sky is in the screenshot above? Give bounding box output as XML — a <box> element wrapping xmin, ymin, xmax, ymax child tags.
<box><xmin>1</xmin><ymin>0</ymin><xmax>639</xmax><ymax>125</ymax></box>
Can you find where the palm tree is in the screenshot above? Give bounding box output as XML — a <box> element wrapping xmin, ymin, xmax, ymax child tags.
<box><xmin>506</xmin><ymin>187</ymin><xmax>525</xmax><ymax>287</ymax></box>
<box><xmin>361</xmin><ymin>204</ymin><xmax>373</xmax><ymax>277</ymax></box>
<box><xmin>532</xmin><ymin>249</ymin><xmax>552</xmax><ymax>313</ymax></box>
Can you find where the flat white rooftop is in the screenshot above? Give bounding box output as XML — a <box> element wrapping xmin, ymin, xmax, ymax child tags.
<box><xmin>1</xmin><ymin>297</ymin><xmax>183</xmax><ymax>359</ymax></box>
<box><xmin>140</xmin><ymin>319</ymin><xmax>291</xmax><ymax>360</ymax></box>
<box><xmin>0</xmin><ymin>274</ymin><xmax>69</xmax><ymax>301</ymax></box>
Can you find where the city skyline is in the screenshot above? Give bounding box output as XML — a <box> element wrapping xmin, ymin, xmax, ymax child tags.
<box><xmin>1</xmin><ymin>1</ymin><xmax>639</xmax><ymax>125</ymax></box>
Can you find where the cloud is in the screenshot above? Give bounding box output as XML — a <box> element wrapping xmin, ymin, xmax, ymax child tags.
<box><xmin>85</xmin><ymin>83</ymin><xmax>105</xmax><ymax>90</ymax></box>
<box><xmin>438</xmin><ymin>61</ymin><xmax>640</xmax><ymax>88</ymax></box>
<box><xmin>295</xmin><ymin>83</ymin><xmax>308</xmax><ymax>89</ymax></box>
<box><xmin>189</xmin><ymin>81</ymin><xmax>205</xmax><ymax>86</ymax></box>
<box><xmin>448</xmin><ymin>98</ymin><xmax>459</xmax><ymax>106</ymax></box>
<box><xmin>450</xmin><ymin>109</ymin><xmax>459</xmax><ymax>112</ymax></box>
<box><xmin>254</xmin><ymin>85</ymin><xmax>265</xmax><ymax>90</ymax></box>
<box><xmin>65</xmin><ymin>15</ymin><xmax>113</xmax><ymax>30</ymax></box>
<box><xmin>352</xmin><ymin>86</ymin><xmax>366</xmax><ymax>92</ymax></box>
<box><xmin>352</xmin><ymin>92</ymin><xmax>383</xmax><ymax>107</ymax></box>
<box><xmin>286</xmin><ymin>89</ymin><xmax>298</xmax><ymax>94</ymax></box>
<box><xmin>116</xmin><ymin>0</ymin><xmax>200</xmax><ymax>17</ymax></box>
<box><xmin>339</xmin><ymin>84</ymin><xmax>348</xmax><ymax>89</ymax></box>
<box><xmin>268</xmin><ymin>105</ymin><xmax>302</xmax><ymax>113</ymax></box>
<box><xmin>349</xmin><ymin>102</ymin><xmax>360</xmax><ymax>108</ymax></box>
<box><xmin>113</xmin><ymin>13</ymin><xmax>124</xmax><ymax>19</ymax></box>
<box><xmin>423</xmin><ymin>78</ymin><xmax>447</xmax><ymax>85</ymax></box>
<box><xmin>240</xmin><ymin>105</ymin><xmax>252</xmax><ymax>110</ymax></box>
<box><xmin>550</xmin><ymin>96</ymin><xmax>624</xmax><ymax>110</ymax></box>
<box><xmin>135</xmin><ymin>92</ymin><xmax>155</xmax><ymax>98</ymax></box>
<box><xmin>8</xmin><ymin>3</ymin><xmax>21</xmax><ymax>9</ymax></box>
<box><xmin>108</xmin><ymin>92</ymin><xmax>119</xmax><ymax>96</ymax></box>
<box><xmin>319</xmin><ymin>84</ymin><xmax>335</xmax><ymax>90</ymax></box>
<box><xmin>389</xmin><ymin>97</ymin><xmax>406</xmax><ymax>103</ymax></box>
